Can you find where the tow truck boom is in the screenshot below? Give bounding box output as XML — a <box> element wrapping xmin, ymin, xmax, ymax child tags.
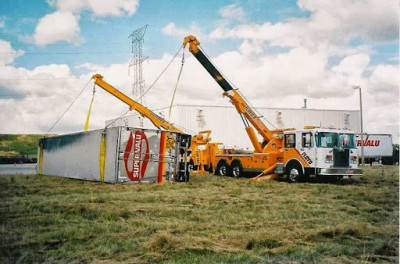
<box><xmin>183</xmin><ymin>35</ymin><xmax>273</xmax><ymax>152</ymax></box>
<box><xmin>92</xmin><ymin>74</ymin><xmax>182</xmax><ymax>134</ymax></box>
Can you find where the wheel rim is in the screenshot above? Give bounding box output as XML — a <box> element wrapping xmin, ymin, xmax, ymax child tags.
<box><xmin>289</xmin><ymin>168</ymin><xmax>299</xmax><ymax>181</ymax></box>
<box><xmin>219</xmin><ymin>166</ymin><xmax>226</xmax><ymax>176</ymax></box>
<box><xmin>232</xmin><ymin>166</ymin><xmax>240</xmax><ymax>177</ymax></box>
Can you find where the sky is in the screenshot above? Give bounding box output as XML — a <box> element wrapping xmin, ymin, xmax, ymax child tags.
<box><xmin>0</xmin><ymin>0</ymin><xmax>398</xmax><ymax>142</ymax></box>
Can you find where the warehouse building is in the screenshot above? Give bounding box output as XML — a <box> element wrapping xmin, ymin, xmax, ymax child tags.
<box><xmin>106</xmin><ymin>104</ymin><xmax>361</xmax><ymax>149</ymax></box>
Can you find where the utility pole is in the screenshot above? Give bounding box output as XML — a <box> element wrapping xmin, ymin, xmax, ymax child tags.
<box><xmin>353</xmin><ymin>86</ymin><xmax>364</xmax><ymax>165</ymax></box>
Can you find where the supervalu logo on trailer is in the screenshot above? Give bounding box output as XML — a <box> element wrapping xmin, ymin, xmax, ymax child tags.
<box><xmin>124</xmin><ymin>131</ymin><xmax>150</xmax><ymax>181</ymax></box>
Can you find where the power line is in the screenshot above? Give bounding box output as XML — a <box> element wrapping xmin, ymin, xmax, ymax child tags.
<box><xmin>0</xmin><ymin>78</ymin><xmax>86</xmax><ymax>81</ymax></box>
<box><xmin>0</xmin><ymin>97</ymin><xmax>75</xmax><ymax>102</ymax></box>
<box><xmin>0</xmin><ymin>51</ymin><xmax>132</xmax><ymax>55</ymax></box>
<box><xmin>0</xmin><ymin>42</ymin><xmax>131</xmax><ymax>48</ymax></box>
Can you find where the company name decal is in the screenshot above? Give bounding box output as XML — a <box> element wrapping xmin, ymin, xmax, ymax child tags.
<box><xmin>124</xmin><ymin>131</ymin><xmax>150</xmax><ymax>181</ymax></box>
<box><xmin>356</xmin><ymin>135</ymin><xmax>380</xmax><ymax>147</ymax></box>
<box><xmin>301</xmin><ymin>152</ymin><xmax>313</xmax><ymax>164</ymax></box>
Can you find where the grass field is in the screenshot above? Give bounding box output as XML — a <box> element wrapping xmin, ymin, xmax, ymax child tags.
<box><xmin>0</xmin><ymin>166</ymin><xmax>398</xmax><ymax>263</ymax></box>
<box><xmin>0</xmin><ymin>134</ymin><xmax>45</xmax><ymax>156</ymax></box>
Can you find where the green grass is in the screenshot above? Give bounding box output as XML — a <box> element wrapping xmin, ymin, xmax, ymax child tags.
<box><xmin>0</xmin><ymin>166</ymin><xmax>398</xmax><ymax>263</ymax></box>
<box><xmin>0</xmin><ymin>134</ymin><xmax>47</xmax><ymax>156</ymax></box>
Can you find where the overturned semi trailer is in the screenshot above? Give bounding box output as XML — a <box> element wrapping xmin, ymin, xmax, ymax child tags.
<box><xmin>37</xmin><ymin>126</ymin><xmax>191</xmax><ymax>183</ymax></box>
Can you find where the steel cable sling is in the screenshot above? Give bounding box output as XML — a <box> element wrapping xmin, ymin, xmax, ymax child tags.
<box><xmin>104</xmin><ymin>46</ymin><xmax>183</xmax><ymax>129</ymax></box>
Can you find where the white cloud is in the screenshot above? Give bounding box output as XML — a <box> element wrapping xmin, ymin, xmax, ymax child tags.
<box><xmin>332</xmin><ymin>53</ymin><xmax>370</xmax><ymax>76</ymax></box>
<box><xmin>1</xmin><ymin>0</ymin><xmax>398</xmax><ymax>140</ymax></box>
<box><xmin>219</xmin><ymin>4</ymin><xmax>245</xmax><ymax>22</ymax></box>
<box><xmin>49</xmin><ymin>0</ymin><xmax>139</xmax><ymax>16</ymax></box>
<box><xmin>33</xmin><ymin>11</ymin><xmax>81</xmax><ymax>46</ymax></box>
<box><xmin>0</xmin><ymin>45</ymin><xmax>398</xmax><ymax>139</ymax></box>
<box><xmin>238</xmin><ymin>39</ymin><xmax>264</xmax><ymax>56</ymax></box>
<box><xmin>368</xmin><ymin>64</ymin><xmax>399</xmax><ymax>97</ymax></box>
<box><xmin>47</xmin><ymin>0</ymin><xmax>86</xmax><ymax>14</ymax></box>
<box><xmin>298</xmin><ymin>0</ymin><xmax>398</xmax><ymax>42</ymax></box>
<box><xmin>210</xmin><ymin>0</ymin><xmax>399</xmax><ymax>52</ymax></box>
<box><xmin>32</xmin><ymin>0</ymin><xmax>139</xmax><ymax>46</ymax></box>
<box><xmin>87</xmin><ymin>0</ymin><xmax>139</xmax><ymax>17</ymax></box>
<box><xmin>0</xmin><ymin>62</ymin><xmax>130</xmax><ymax>133</ymax></box>
<box><xmin>161</xmin><ymin>22</ymin><xmax>205</xmax><ymax>40</ymax></box>
<box><xmin>0</xmin><ymin>40</ymin><xmax>24</xmax><ymax>65</ymax></box>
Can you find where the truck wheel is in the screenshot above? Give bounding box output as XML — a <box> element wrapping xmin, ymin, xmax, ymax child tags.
<box><xmin>216</xmin><ymin>160</ymin><xmax>230</xmax><ymax>176</ymax></box>
<box><xmin>286</xmin><ymin>163</ymin><xmax>304</xmax><ymax>183</ymax></box>
<box><xmin>231</xmin><ymin>160</ymin><xmax>243</xmax><ymax>178</ymax></box>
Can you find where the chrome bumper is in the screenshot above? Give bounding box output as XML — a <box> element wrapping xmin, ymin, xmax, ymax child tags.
<box><xmin>318</xmin><ymin>168</ymin><xmax>362</xmax><ymax>176</ymax></box>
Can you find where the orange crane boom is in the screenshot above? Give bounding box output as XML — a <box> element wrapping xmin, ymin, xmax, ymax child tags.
<box><xmin>92</xmin><ymin>74</ymin><xmax>182</xmax><ymax>133</ymax></box>
<box><xmin>183</xmin><ymin>35</ymin><xmax>274</xmax><ymax>153</ymax></box>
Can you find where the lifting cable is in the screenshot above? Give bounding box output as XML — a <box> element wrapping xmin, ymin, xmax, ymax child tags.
<box><xmin>237</xmin><ymin>89</ymin><xmax>278</xmax><ymax>130</ymax></box>
<box><xmin>44</xmin><ymin>78</ymin><xmax>92</xmax><ymax>136</ymax></box>
<box><xmin>104</xmin><ymin>46</ymin><xmax>183</xmax><ymax>129</ymax></box>
<box><xmin>84</xmin><ymin>84</ymin><xmax>96</xmax><ymax>131</ymax></box>
<box><xmin>135</xmin><ymin>46</ymin><xmax>182</xmax><ymax>102</ymax></box>
<box><xmin>200</xmin><ymin>45</ymin><xmax>278</xmax><ymax>130</ymax></box>
<box><xmin>168</xmin><ymin>49</ymin><xmax>185</xmax><ymax>119</ymax></box>
<box><xmin>46</xmin><ymin>46</ymin><xmax>184</xmax><ymax>134</ymax></box>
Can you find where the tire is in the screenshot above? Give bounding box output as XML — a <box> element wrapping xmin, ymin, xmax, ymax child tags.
<box><xmin>177</xmin><ymin>162</ymin><xmax>190</xmax><ymax>182</ymax></box>
<box><xmin>286</xmin><ymin>162</ymin><xmax>305</xmax><ymax>183</ymax></box>
<box><xmin>189</xmin><ymin>159</ymin><xmax>195</xmax><ymax>171</ymax></box>
<box><xmin>231</xmin><ymin>160</ymin><xmax>243</xmax><ymax>178</ymax></box>
<box><xmin>215</xmin><ymin>160</ymin><xmax>230</xmax><ymax>176</ymax></box>
<box><xmin>381</xmin><ymin>156</ymin><xmax>393</xmax><ymax>165</ymax></box>
<box><xmin>184</xmin><ymin>163</ymin><xmax>190</xmax><ymax>182</ymax></box>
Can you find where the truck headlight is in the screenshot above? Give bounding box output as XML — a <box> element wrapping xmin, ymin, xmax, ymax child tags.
<box><xmin>325</xmin><ymin>155</ymin><xmax>333</xmax><ymax>163</ymax></box>
<box><xmin>350</xmin><ymin>156</ymin><xmax>357</xmax><ymax>164</ymax></box>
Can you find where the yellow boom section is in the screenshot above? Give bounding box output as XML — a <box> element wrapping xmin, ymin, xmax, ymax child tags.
<box><xmin>92</xmin><ymin>74</ymin><xmax>182</xmax><ymax>133</ymax></box>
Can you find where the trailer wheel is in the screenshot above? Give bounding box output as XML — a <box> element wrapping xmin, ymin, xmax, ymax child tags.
<box><xmin>231</xmin><ymin>160</ymin><xmax>243</xmax><ymax>178</ymax></box>
<box><xmin>381</xmin><ymin>156</ymin><xmax>393</xmax><ymax>165</ymax></box>
<box><xmin>286</xmin><ymin>162</ymin><xmax>304</xmax><ymax>183</ymax></box>
<box><xmin>215</xmin><ymin>160</ymin><xmax>230</xmax><ymax>176</ymax></box>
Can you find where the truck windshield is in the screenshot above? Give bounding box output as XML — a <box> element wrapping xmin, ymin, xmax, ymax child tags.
<box><xmin>316</xmin><ymin>132</ymin><xmax>338</xmax><ymax>148</ymax></box>
<box><xmin>316</xmin><ymin>132</ymin><xmax>357</xmax><ymax>149</ymax></box>
<box><xmin>338</xmin><ymin>133</ymin><xmax>356</xmax><ymax>149</ymax></box>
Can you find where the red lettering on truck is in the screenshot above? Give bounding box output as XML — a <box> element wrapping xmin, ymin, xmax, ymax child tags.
<box><xmin>356</xmin><ymin>135</ymin><xmax>380</xmax><ymax>147</ymax></box>
<box><xmin>124</xmin><ymin>131</ymin><xmax>150</xmax><ymax>181</ymax></box>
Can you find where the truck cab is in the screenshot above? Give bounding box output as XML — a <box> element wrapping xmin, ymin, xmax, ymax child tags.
<box><xmin>283</xmin><ymin>128</ymin><xmax>362</xmax><ymax>182</ymax></box>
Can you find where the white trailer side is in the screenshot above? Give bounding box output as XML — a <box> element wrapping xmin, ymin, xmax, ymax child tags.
<box><xmin>355</xmin><ymin>134</ymin><xmax>393</xmax><ymax>159</ymax></box>
<box><xmin>37</xmin><ymin>126</ymin><xmax>189</xmax><ymax>183</ymax></box>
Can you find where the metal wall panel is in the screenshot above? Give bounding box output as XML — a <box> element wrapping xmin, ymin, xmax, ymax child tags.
<box><xmin>170</xmin><ymin>105</ymin><xmax>360</xmax><ymax>149</ymax></box>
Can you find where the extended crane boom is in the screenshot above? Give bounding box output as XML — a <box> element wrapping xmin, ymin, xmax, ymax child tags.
<box><xmin>183</xmin><ymin>35</ymin><xmax>274</xmax><ymax>152</ymax></box>
<box><xmin>182</xmin><ymin>36</ymin><xmax>362</xmax><ymax>181</ymax></box>
<box><xmin>92</xmin><ymin>74</ymin><xmax>182</xmax><ymax>133</ymax></box>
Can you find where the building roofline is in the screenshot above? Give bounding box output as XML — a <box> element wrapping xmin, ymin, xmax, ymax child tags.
<box><xmin>173</xmin><ymin>104</ymin><xmax>359</xmax><ymax>112</ymax></box>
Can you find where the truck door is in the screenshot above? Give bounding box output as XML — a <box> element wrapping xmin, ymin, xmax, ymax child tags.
<box><xmin>283</xmin><ymin>133</ymin><xmax>297</xmax><ymax>162</ymax></box>
<box><xmin>300</xmin><ymin>132</ymin><xmax>315</xmax><ymax>167</ymax></box>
